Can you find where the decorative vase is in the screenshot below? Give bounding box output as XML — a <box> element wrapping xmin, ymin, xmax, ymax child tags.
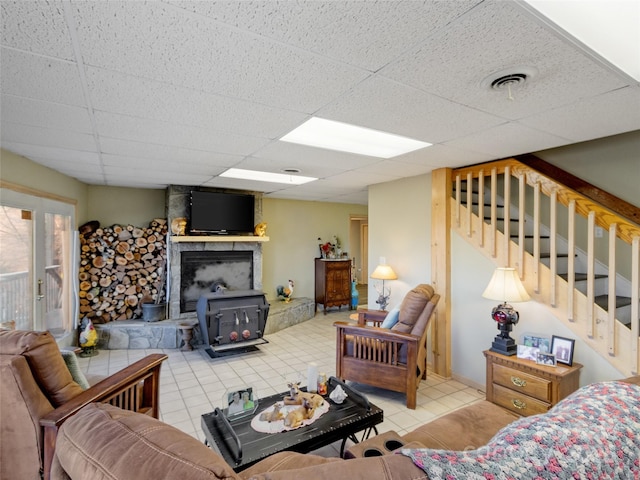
<box><xmin>351</xmin><ymin>281</ymin><xmax>359</xmax><ymax>309</ymax></box>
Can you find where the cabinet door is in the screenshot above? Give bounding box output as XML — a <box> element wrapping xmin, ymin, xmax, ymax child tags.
<box><xmin>327</xmin><ymin>262</ymin><xmax>349</xmax><ymax>300</ymax></box>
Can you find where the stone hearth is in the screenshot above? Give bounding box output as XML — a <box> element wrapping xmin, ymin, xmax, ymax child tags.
<box><xmin>95</xmin><ymin>297</ymin><xmax>315</xmax><ymax>349</ymax></box>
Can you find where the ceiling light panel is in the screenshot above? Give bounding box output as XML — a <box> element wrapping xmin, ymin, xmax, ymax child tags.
<box><xmin>220</xmin><ymin>168</ymin><xmax>317</xmax><ymax>185</ymax></box>
<box><xmin>280</xmin><ymin>117</ymin><xmax>432</xmax><ymax>158</ymax></box>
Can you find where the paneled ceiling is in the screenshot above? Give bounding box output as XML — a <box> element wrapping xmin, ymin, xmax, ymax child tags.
<box><xmin>1</xmin><ymin>0</ymin><xmax>639</xmax><ymax>204</ymax></box>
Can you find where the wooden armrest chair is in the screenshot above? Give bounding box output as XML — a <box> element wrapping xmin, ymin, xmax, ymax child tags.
<box><xmin>334</xmin><ymin>285</ymin><xmax>439</xmax><ymax>409</ymax></box>
<box><xmin>0</xmin><ymin>330</ymin><xmax>167</xmax><ymax>480</ymax></box>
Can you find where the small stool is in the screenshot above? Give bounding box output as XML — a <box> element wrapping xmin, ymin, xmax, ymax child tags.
<box><xmin>344</xmin><ymin>430</ymin><xmax>406</xmax><ymax>459</ymax></box>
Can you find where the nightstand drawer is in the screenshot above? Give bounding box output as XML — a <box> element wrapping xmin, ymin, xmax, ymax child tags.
<box><xmin>493</xmin><ymin>364</ymin><xmax>551</xmax><ymax>402</ymax></box>
<box><xmin>493</xmin><ymin>384</ymin><xmax>550</xmax><ymax>416</ymax></box>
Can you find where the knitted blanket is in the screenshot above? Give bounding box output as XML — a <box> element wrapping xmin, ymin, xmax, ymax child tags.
<box><xmin>401</xmin><ymin>381</ymin><xmax>640</xmax><ymax>479</ymax></box>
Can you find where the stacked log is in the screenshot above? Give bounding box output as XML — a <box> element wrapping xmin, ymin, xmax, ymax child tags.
<box><xmin>79</xmin><ymin>219</ymin><xmax>168</xmax><ymax>323</ymax></box>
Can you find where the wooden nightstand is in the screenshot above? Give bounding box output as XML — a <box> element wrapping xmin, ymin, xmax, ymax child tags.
<box><xmin>484</xmin><ymin>350</ymin><xmax>582</xmax><ymax>417</ymax></box>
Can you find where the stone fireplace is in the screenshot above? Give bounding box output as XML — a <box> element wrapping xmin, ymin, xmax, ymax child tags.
<box><xmin>166</xmin><ymin>185</ymin><xmax>265</xmax><ymax>321</ymax></box>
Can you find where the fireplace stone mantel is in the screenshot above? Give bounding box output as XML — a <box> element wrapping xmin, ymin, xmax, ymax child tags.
<box><xmin>172</xmin><ymin>236</ymin><xmax>269</xmax><ymax>243</ymax></box>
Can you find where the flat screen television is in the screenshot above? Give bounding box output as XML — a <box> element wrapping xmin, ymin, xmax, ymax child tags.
<box><xmin>190</xmin><ymin>191</ymin><xmax>255</xmax><ymax>235</ymax></box>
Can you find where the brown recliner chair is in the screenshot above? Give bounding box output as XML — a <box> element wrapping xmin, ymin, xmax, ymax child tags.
<box><xmin>0</xmin><ymin>330</ymin><xmax>167</xmax><ymax>480</ymax></box>
<box><xmin>334</xmin><ymin>284</ymin><xmax>440</xmax><ymax>409</ymax></box>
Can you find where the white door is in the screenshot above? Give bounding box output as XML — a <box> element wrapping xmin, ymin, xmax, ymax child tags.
<box><xmin>0</xmin><ymin>189</ymin><xmax>76</xmax><ymax>342</ymax></box>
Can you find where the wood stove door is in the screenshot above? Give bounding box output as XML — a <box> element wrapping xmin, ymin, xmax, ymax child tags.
<box><xmin>217</xmin><ymin>305</ymin><xmax>261</xmax><ymax>344</ymax></box>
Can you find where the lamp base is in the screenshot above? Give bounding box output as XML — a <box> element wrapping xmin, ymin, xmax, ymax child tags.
<box><xmin>490</xmin><ymin>335</ymin><xmax>517</xmax><ymax>356</ymax></box>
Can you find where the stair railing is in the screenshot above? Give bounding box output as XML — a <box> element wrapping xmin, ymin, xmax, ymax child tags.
<box><xmin>452</xmin><ymin>159</ymin><xmax>639</xmax><ymax>376</ymax></box>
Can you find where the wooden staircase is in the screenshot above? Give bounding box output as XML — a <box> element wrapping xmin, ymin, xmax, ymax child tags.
<box><xmin>450</xmin><ymin>158</ymin><xmax>639</xmax><ymax>376</ymax></box>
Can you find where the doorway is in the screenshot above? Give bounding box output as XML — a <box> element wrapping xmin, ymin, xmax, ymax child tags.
<box><xmin>0</xmin><ymin>188</ymin><xmax>76</xmax><ymax>343</ymax></box>
<box><xmin>349</xmin><ymin>215</ymin><xmax>368</xmax><ymax>304</ymax></box>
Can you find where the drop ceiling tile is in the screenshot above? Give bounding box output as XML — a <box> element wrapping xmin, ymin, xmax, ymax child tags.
<box><xmin>0</xmin><ymin>95</ymin><xmax>92</xmax><ymax>132</ymax></box>
<box><xmin>99</xmin><ymin>137</ymin><xmax>242</xmax><ymax>167</ymax></box>
<box><xmin>380</xmin><ymin>0</ymin><xmax>628</xmax><ymax>119</ymax></box>
<box><xmin>72</xmin><ymin>1</ymin><xmax>368</xmax><ymax>113</ymax></box>
<box><xmin>100</xmin><ymin>154</ymin><xmax>226</xmax><ymax>177</ymax></box>
<box><xmin>170</xmin><ymin>0</ymin><xmax>481</xmax><ymax>71</ymax></box>
<box><xmin>520</xmin><ymin>86</ymin><xmax>640</xmax><ymax>142</ymax></box>
<box><xmin>235</xmin><ymin>156</ymin><xmax>347</xmax><ymax>180</ymax></box>
<box><xmin>1</xmin><ymin>0</ymin><xmax>74</xmax><ymax>60</ymax></box>
<box><xmin>251</xmin><ymin>141</ymin><xmax>382</xmax><ymax>171</ymax></box>
<box><xmin>85</xmin><ymin>67</ymin><xmax>307</xmax><ymax>139</ymax></box>
<box><xmin>394</xmin><ymin>143</ymin><xmax>491</xmax><ymax>168</ymax></box>
<box><xmin>0</xmin><ymin>48</ymin><xmax>84</xmax><ymax>106</ymax></box>
<box><xmin>1</xmin><ymin>123</ymin><xmax>97</xmax><ymax>151</ymax></box>
<box><xmin>94</xmin><ymin>111</ymin><xmax>269</xmax><ymax>156</ymax></box>
<box><xmin>30</xmin><ymin>156</ymin><xmax>102</xmax><ymax>175</ymax></box>
<box><xmin>446</xmin><ymin>122</ymin><xmax>572</xmax><ymax>158</ymax></box>
<box><xmin>317</xmin><ymin>76</ymin><xmax>505</xmax><ymax>143</ymax></box>
<box><xmin>102</xmin><ymin>164</ymin><xmax>210</xmax><ymax>186</ymax></box>
<box><xmin>1</xmin><ymin>142</ymin><xmax>100</xmax><ymax>164</ymax></box>
<box><xmin>322</xmin><ymin>170</ymin><xmax>393</xmax><ymax>189</ymax></box>
<box><xmin>356</xmin><ymin>160</ymin><xmax>435</xmax><ymax>178</ymax></box>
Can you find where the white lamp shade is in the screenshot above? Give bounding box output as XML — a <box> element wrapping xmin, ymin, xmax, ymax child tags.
<box><xmin>482</xmin><ymin>267</ymin><xmax>530</xmax><ymax>302</ymax></box>
<box><xmin>370</xmin><ymin>264</ymin><xmax>398</xmax><ymax>280</ymax></box>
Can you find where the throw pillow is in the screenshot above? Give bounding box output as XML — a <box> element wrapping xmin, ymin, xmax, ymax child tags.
<box><xmin>381</xmin><ymin>307</ymin><xmax>400</xmax><ymax>329</ymax></box>
<box><xmin>61</xmin><ymin>349</ymin><xmax>91</xmax><ymax>390</ymax></box>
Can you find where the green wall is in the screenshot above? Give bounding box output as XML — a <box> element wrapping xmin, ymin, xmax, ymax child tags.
<box><xmin>262</xmin><ymin>198</ymin><xmax>367</xmax><ymax>300</ymax></box>
<box><xmin>87</xmin><ymin>186</ymin><xmax>165</xmax><ymax>228</ymax></box>
<box><xmin>0</xmin><ymin>149</ymin><xmax>88</xmax><ymax>225</ymax></box>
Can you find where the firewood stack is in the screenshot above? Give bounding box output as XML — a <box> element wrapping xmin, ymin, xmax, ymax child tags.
<box><xmin>79</xmin><ymin>219</ymin><xmax>168</xmax><ymax>323</ymax></box>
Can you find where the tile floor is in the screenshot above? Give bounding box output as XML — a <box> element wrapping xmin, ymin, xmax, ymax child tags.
<box><xmin>77</xmin><ymin>309</ymin><xmax>485</xmax><ymax>457</ymax></box>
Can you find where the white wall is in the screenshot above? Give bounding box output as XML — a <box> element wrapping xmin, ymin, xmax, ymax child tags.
<box><xmin>368</xmin><ymin>174</ymin><xmax>432</xmax><ymax>309</ymax></box>
<box><xmin>367</xmin><ymin>171</ymin><xmax>625</xmax><ymax>389</ymax></box>
<box><xmin>536</xmin><ymin>130</ymin><xmax>640</xmax><ymax>208</ymax></box>
<box><xmin>451</xmin><ymin>231</ymin><xmax>624</xmax><ymax>388</ymax></box>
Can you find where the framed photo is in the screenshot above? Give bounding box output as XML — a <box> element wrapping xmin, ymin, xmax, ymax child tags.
<box><xmin>517</xmin><ymin>345</ymin><xmax>539</xmax><ymax>361</ymax></box>
<box><xmin>536</xmin><ymin>352</ymin><xmax>557</xmax><ymax>367</ymax></box>
<box><xmin>224</xmin><ymin>387</ymin><xmax>258</xmax><ymax>418</ymax></box>
<box><xmin>551</xmin><ymin>335</ymin><xmax>575</xmax><ymax>366</ymax></box>
<box><xmin>522</xmin><ymin>334</ymin><xmax>551</xmax><ymax>353</ymax></box>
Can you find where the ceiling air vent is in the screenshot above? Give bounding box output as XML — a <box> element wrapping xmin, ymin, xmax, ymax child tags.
<box><xmin>490</xmin><ymin>73</ymin><xmax>527</xmax><ymax>90</ymax></box>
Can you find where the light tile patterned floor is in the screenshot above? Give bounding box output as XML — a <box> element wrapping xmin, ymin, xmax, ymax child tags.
<box><xmin>77</xmin><ymin>309</ymin><xmax>485</xmax><ymax>457</ymax></box>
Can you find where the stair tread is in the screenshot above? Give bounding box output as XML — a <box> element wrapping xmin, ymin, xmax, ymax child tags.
<box><xmin>559</xmin><ymin>273</ymin><xmax>608</xmax><ymax>281</ymax></box>
<box><xmin>484</xmin><ymin>217</ymin><xmax>518</xmax><ymax>222</ymax></box>
<box><xmin>511</xmin><ymin>234</ymin><xmax>550</xmax><ymax>239</ymax></box>
<box><xmin>594</xmin><ymin>294</ymin><xmax>632</xmax><ymax>309</ymax></box>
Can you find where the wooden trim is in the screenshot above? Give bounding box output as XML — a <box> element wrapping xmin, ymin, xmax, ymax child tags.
<box><xmin>431</xmin><ymin>168</ymin><xmax>452</xmax><ymax>377</ymax></box>
<box><xmin>171</xmin><ymin>235</ymin><xmax>269</xmax><ymax>243</ymax></box>
<box><xmin>0</xmin><ymin>180</ymin><xmax>78</xmax><ymax>206</ymax></box>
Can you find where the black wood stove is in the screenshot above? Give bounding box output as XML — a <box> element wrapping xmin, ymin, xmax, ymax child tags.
<box><xmin>196</xmin><ymin>290</ymin><xmax>270</xmax><ymax>358</ymax></box>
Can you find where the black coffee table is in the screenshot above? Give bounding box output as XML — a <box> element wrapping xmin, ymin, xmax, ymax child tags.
<box><xmin>201</xmin><ymin>377</ymin><xmax>383</xmax><ymax>472</ymax></box>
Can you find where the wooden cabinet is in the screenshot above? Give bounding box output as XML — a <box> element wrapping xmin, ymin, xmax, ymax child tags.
<box><xmin>315</xmin><ymin>259</ymin><xmax>351</xmax><ymax>314</ymax></box>
<box><xmin>484</xmin><ymin>350</ymin><xmax>582</xmax><ymax>417</ymax></box>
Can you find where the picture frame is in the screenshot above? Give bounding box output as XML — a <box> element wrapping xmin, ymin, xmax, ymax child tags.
<box><xmin>517</xmin><ymin>344</ymin><xmax>539</xmax><ymax>361</ymax></box>
<box><xmin>224</xmin><ymin>386</ymin><xmax>258</xmax><ymax>418</ymax></box>
<box><xmin>551</xmin><ymin>335</ymin><xmax>575</xmax><ymax>366</ymax></box>
<box><xmin>536</xmin><ymin>352</ymin><xmax>557</xmax><ymax>367</ymax></box>
<box><xmin>521</xmin><ymin>333</ymin><xmax>551</xmax><ymax>353</ymax></box>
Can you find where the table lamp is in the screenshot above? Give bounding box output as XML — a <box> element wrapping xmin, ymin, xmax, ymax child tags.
<box><xmin>482</xmin><ymin>267</ymin><xmax>530</xmax><ymax>356</ymax></box>
<box><xmin>371</xmin><ymin>258</ymin><xmax>398</xmax><ymax>311</ymax></box>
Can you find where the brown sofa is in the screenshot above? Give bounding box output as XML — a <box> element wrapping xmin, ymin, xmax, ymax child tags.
<box><xmin>50</xmin><ymin>375</ymin><xmax>640</xmax><ymax>480</ymax></box>
<box><xmin>0</xmin><ymin>330</ymin><xmax>166</xmax><ymax>480</ymax></box>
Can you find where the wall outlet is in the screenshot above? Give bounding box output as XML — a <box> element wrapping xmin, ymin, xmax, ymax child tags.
<box><xmin>595</xmin><ymin>226</ymin><xmax>604</xmax><ymax>238</ymax></box>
